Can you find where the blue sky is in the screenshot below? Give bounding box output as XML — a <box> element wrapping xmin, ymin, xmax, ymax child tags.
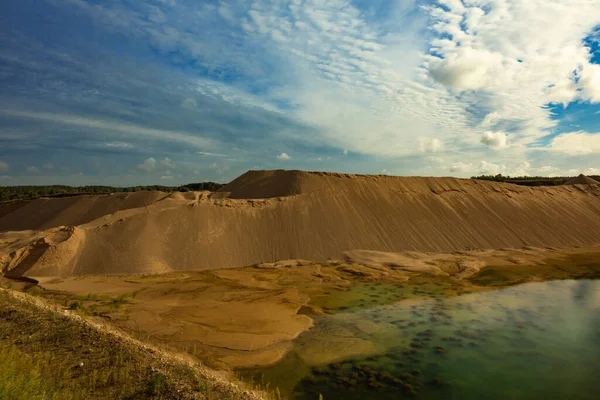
<box><xmin>1</xmin><ymin>0</ymin><xmax>600</xmax><ymax>185</ymax></box>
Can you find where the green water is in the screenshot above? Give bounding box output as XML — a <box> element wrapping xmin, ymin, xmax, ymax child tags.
<box><xmin>241</xmin><ymin>280</ymin><xmax>600</xmax><ymax>399</ymax></box>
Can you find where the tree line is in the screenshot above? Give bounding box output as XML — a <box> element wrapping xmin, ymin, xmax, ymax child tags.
<box><xmin>0</xmin><ymin>182</ymin><xmax>224</xmax><ymax>203</ymax></box>
<box><xmin>471</xmin><ymin>174</ymin><xmax>600</xmax><ymax>186</ymax></box>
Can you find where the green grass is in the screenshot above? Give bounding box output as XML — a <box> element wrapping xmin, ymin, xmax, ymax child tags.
<box><xmin>0</xmin><ymin>291</ymin><xmax>192</xmax><ymax>399</ymax></box>
<box><xmin>0</xmin><ymin>344</ymin><xmax>59</xmax><ymax>400</ymax></box>
<box><xmin>0</xmin><ymin>288</ymin><xmax>266</xmax><ymax>399</ymax></box>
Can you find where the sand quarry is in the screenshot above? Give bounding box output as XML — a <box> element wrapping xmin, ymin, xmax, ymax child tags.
<box><xmin>1</xmin><ymin>170</ymin><xmax>600</xmax><ymax>370</ymax></box>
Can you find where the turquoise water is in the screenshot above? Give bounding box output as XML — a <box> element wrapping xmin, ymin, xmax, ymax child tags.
<box><xmin>241</xmin><ymin>280</ymin><xmax>600</xmax><ymax>399</ymax></box>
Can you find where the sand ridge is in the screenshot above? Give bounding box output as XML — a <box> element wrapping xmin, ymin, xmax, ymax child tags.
<box><xmin>2</xmin><ymin>170</ymin><xmax>600</xmax><ymax>277</ymax></box>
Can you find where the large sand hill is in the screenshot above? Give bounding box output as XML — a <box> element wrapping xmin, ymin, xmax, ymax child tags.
<box><xmin>2</xmin><ymin>170</ymin><xmax>600</xmax><ymax>277</ymax></box>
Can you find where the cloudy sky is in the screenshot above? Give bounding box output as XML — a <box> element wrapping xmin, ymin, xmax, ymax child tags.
<box><xmin>1</xmin><ymin>0</ymin><xmax>599</xmax><ymax>185</ymax></box>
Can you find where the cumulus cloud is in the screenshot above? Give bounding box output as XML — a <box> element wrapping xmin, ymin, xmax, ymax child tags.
<box><xmin>547</xmin><ymin>132</ymin><xmax>600</xmax><ymax>155</ymax></box>
<box><xmin>480</xmin><ymin>112</ymin><xmax>500</xmax><ymax>128</ymax></box>
<box><xmin>160</xmin><ymin>157</ymin><xmax>176</xmax><ymax>169</ymax></box>
<box><xmin>0</xmin><ymin>160</ymin><xmax>8</xmax><ymax>171</ymax></box>
<box><xmin>477</xmin><ymin>161</ymin><xmax>502</xmax><ymax>175</ymax></box>
<box><xmin>425</xmin><ymin>0</ymin><xmax>600</xmax><ymax>150</ymax></box>
<box><xmin>137</xmin><ymin>157</ymin><xmax>157</xmax><ymax>172</ymax></box>
<box><xmin>137</xmin><ymin>156</ymin><xmax>176</xmax><ymax>172</ymax></box>
<box><xmin>429</xmin><ymin>46</ymin><xmax>504</xmax><ymax>91</ymax></box>
<box><xmin>419</xmin><ymin>138</ymin><xmax>444</xmax><ymax>153</ymax></box>
<box><xmin>26</xmin><ymin>166</ymin><xmax>39</xmax><ymax>173</ymax></box>
<box><xmin>481</xmin><ymin>131</ymin><xmax>508</xmax><ymax>149</ymax></box>
<box><xmin>43</xmin><ymin>163</ymin><xmax>54</xmax><ymax>170</ymax></box>
<box><xmin>449</xmin><ymin>162</ymin><xmax>472</xmax><ymax>173</ymax></box>
<box><xmin>3</xmin><ymin>0</ymin><xmax>600</xmax><ymax>184</ymax></box>
<box><xmin>579</xmin><ymin>64</ymin><xmax>600</xmax><ymax>102</ymax></box>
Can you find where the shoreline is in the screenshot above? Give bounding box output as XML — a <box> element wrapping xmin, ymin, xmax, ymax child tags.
<box><xmin>2</xmin><ymin>244</ymin><xmax>599</xmax><ymax>371</ymax></box>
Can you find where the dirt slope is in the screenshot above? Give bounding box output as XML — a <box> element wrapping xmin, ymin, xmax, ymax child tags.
<box><xmin>2</xmin><ymin>170</ymin><xmax>600</xmax><ymax>277</ymax></box>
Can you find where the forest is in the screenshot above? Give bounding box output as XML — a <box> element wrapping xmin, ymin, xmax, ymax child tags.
<box><xmin>471</xmin><ymin>174</ymin><xmax>600</xmax><ymax>186</ymax></box>
<box><xmin>0</xmin><ymin>182</ymin><xmax>224</xmax><ymax>203</ymax></box>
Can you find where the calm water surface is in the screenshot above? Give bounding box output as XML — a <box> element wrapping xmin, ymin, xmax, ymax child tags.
<box><xmin>241</xmin><ymin>280</ymin><xmax>600</xmax><ymax>400</ymax></box>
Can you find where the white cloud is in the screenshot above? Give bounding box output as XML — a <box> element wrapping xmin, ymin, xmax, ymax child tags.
<box><xmin>585</xmin><ymin>167</ymin><xmax>600</xmax><ymax>175</ymax></box>
<box><xmin>106</xmin><ymin>141</ymin><xmax>134</xmax><ymax>149</ymax></box>
<box><xmin>0</xmin><ymin>175</ymin><xmax>11</xmax><ymax>181</ymax></box>
<box><xmin>0</xmin><ymin>160</ymin><xmax>7</xmax><ymax>171</ymax></box>
<box><xmin>276</xmin><ymin>152</ymin><xmax>291</xmax><ymax>160</ymax></box>
<box><xmin>449</xmin><ymin>162</ymin><xmax>473</xmax><ymax>173</ymax></box>
<box><xmin>159</xmin><ymin>175</ymin><xmax>173</xmax><ymax>180</ymax></box>
<box><xmin>428</xmin><ymin>46</ymin><xmax>504</xmax><ymax>91</ymax></box>
<box><xmin>137</xmin><ymin>157</ymin><xmax>157</xmax><ymax>172</ymax></box>
<box><xmin>26</xmin><ymin>166</ymin><xmax>39</xmax><ymax>173</ymax></box>
<box><xmin>547</xmin><ymin>132</ymin><xmax>600</xmax><ymax>155</ymax></box>
<box><xmin>160</xmin><ymin>157</ymin><xmax>176</xmax><ymax>169</ymax></box>
<box><xmin>0</xmin><ymin>110</ymin><xmax>215</xmax><ymax>149</ymax></box>
<box><xmin>579</xmin><ymin>64</ymin><xmax>600</xmax><ymax>102</ymax></box>
<box><xmin>480</xmin><ymin>112</ymin><xmax>500</xmax><ymax>128</ymax></box>
<box><xmin>197</xmin><ymin>151</ymin><xmax>226</xmax><ymax>157</ymax></box>
<box><xmin>21</xmin><ymin>0</ymin><xmax>600</xmax><ymax>180</ymax></box>
<box><xmin>481</xmin><ymin>131</ymin><xmax>508</xmax><ymax>149</ymax></box>
<box><xmin>477</xmin><ymin>161</ymin><xmax>505</xmax><ymax>175</ymax></box>
<box><xmin>425</xmin><ymin>0</ymin><xmax>600</xmax><ymax>149</ymax></box>
<box><xmin>43</xmin><ymin>163</ymin><xmax>54</xmax><ymax>170</ymax></box>
<box><xmin>419</xmin><ymin>137</ymin><xmax>444</xmax><ymax>153</ymax></box>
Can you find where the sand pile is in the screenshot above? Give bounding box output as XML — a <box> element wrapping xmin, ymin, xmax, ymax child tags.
<box><xmin>0</xmin><ymin>191</ymin><xmax>168</xmax><ymax>231</ymax></box>
<box><xmin>564</xmin><ymin>174</ymin><xmax>600</xmax><ymax>185</ymax></box>
<box><xmin>2</xmin><ymin>170</ymin><xmax>600</xmax><ymax>277</ymax></box>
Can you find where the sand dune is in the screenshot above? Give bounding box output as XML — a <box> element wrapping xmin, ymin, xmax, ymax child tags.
<box><xmin>2</xmin><ymin>170</ymin><xmax>600</xmax><ymax>277</ymax></box>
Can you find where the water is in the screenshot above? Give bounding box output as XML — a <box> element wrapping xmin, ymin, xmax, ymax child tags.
<box><xmin>241</xmin><ymin>280</ymin><xmax>600</xmax><ymax>400</ymax></box>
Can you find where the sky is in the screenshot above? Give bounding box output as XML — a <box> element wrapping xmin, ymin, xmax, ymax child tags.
<box><xmin>1</xmin><ymin>0</ymin><xmax>600</xmax><ymax>186</ymax></box>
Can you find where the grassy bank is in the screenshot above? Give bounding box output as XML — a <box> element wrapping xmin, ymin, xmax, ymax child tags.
<box><xmin>0</xmin><ymin>289</ymin><xmax>264</xmax><ymax>400</ymax></box>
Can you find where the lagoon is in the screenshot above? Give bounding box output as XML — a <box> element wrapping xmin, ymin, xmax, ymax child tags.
<box><xmin>241</xmin><ymin>280</ymin><xmax>600</xmax><ymax>400</ymax></box>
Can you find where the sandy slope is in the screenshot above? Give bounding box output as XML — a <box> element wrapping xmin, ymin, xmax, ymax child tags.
<box><xmin>2</xmin><ymin>170</ymin><xmax>600</xmax><ymax>277</ymax></box>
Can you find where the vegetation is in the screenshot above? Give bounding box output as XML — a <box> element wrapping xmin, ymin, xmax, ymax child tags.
<box><xmin>471</xmin><ymin>174</ymin><xmax>600</xmax><ymax>186</ymax></box>
<box><xmin>0</xmin><ymin>182</ymin><xmax>224</xmax><ymax>203</ymax></box>
<box><xmin>0</xmin><ymin>289</ymin><xmax>263</xmax><ymax>400</ymax></box>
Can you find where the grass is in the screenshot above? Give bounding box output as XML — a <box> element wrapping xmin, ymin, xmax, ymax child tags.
<box><xmin>0</xmin><ymin>289</ymin><xmax>264</xmax><ymax>400</ymax></box>
<box><xmin>0</xmin><ymin>290</ymin><xmax>159</xmax><ymax>399</ymax></box>
<box><xmin>0</xmin><ymin>344</ymin><xmax>58</xmax><ymax>400</ymax></box>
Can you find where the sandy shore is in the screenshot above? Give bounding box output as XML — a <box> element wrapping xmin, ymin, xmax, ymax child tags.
<box><xmin>18</xmin><ymin>245</ymin><xmax>599</xmax><ymax>370</ymax></box>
